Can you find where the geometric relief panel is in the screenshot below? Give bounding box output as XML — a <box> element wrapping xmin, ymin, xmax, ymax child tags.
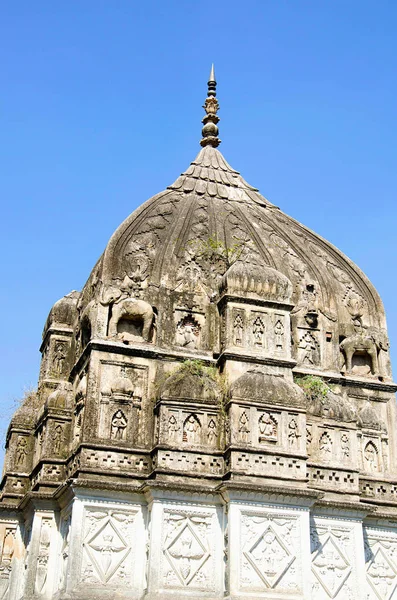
<box><xmin>162</xmin><ymin>509</ymin><xmax>214</xmax><ymax>590</ymax></box>
<box><xmin>365</xmin><ymin>529</ymin><xmax>397</xmax><ymax>600</ymax></box>
<box><xmin>311</xmin><ymin>520</ymin><xmax>354</xmax><ymax>599</ymax></box>
<box><xmin>240</xmin><ymin>511</ymin><xmax>300</xmax><ymax>594</ymax></box>
<box><xmin>81</xmin><ymin>507</ymin><xmax>136</xmax><ymax>586</ymax></box>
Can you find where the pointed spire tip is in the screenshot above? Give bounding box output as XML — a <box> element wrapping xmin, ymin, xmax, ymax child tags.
<box><xmin>200</xmin><ymin>64</ymin><xmax>220</xmax><ymax>148</ymax></box>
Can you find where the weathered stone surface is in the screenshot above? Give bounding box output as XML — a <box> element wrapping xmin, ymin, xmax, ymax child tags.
<box><xmin>1</xmin><ymin>70</ymin><xmax>396</xmax><ymax>599</ymax></box>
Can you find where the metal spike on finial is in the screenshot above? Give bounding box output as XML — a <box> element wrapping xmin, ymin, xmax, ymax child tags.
<box><xmin>200</xmin><ymin>64</ymin><xmax>221</xmax><ymax>148</ymax></box>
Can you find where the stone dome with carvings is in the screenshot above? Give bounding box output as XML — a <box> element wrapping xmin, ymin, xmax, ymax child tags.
<box><xmin>73</xmin><ymin>69</ymin><xmax>390</xmax><ymax>382</ymax></box>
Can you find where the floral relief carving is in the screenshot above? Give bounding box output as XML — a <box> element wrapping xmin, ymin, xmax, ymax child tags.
<box><xmin>240</xmin><ymin>512</ymin><xmax>299</xmax><ymax>591</ymax></box>
<box><xmin>0</xmin><ymin>528</ymin><xmax>16</xmax><ymax>599</ymax></box>
<box><xmin>162</xmin><ymin>510</ymin><xmax>212</xmax><ymax>588</ymax></box>
<box><xmin>365</xmin><ymin>531</ymin><xmax>397</xmax><ymax>600</ymax></box>
<box><xmin>59</xmin><ymin>514</ymin><xmax>71</xmax><ymax>590</ymax></box>
<box><xmin>35</xmin><ymin>518</ymin><xmax>52</xmax><ymax>594</ymax></box>
<box><xmin>82</xmin><ymin>508</ymin><xmax>135</xmax><ymax>585</ymax></box>
<box><xmin>311</xmin><ymin>523</ymin><xmax>352</xmax><ymax>598</ymax></box>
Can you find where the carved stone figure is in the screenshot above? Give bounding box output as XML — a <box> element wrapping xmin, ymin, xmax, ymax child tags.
<box><xmin>52</xmin><ymin>424</ymin><xmax>64</xmax><ymax>453</ymax></box>
<box><xmin>167</xmin><ymin>415</ymin><xmax>180</xmax><ymax>442</ymax></box>
<box><xmin>15</xmin><ymin>437</ymin><xmax>28</xmax><ymax>466</ymax></box>
<box><xmin>207</xmin><ymin>419</ymin><xmax>217</xmax><ymax>445</ymax></box>
<box><xmin>252</xmin><ymin>316</ymin><xmax>265</xmax><ymax>347</ymax></box>
<box><xmin>53</xmin><ymin>342</ymin><xmax>67</xmax><ymax>375</ymax></box>
<box><xmin>274</xmin><ymin>319</ymin><xmax>284</xmax><ymax>350</ymax></box>
<box><xmin>258</xmin><ymin>412</ymin><xmax>277</xmax><ymax>442</ymax></box>
<box><xmin>341</xmin><ymin>433</ymin><xmax>350</xmax><ymax>458</ymax></box>
<box><xmin>111</xmin><ymin>411</ymin><xmax>128</xmax><ymax>441</ymax></box>
<box><xmin>176</xmin><ymin>315</ymin><xmax>200</xmax><ymax>348</ymax></box>
<box><xmin>288</xmin><ymin>419</ymin><xmax>300</xmax><ymax>447</ymax></box>
<box><xmin>102</xmin><ymin>283</ymin><xmax>154</xmax><ymax>342</ymax></box>
<box><xmin>298</xmin><ymin>331</ymin><xmax>320</xmax><ymax>365</ymax></box>
<box><xmin>238</xmin><ymin>411</ymin><xmax>250</xmax><ymax>443</ymax></box>
<box><xmin>183</xmin><ymin>414</ymin><xmax>201</xmax><ymax>444</ymax></box>
<box><xmin>340</xmin><ymin>330</ymin><xmax>389</xmax><ymax>376</ymax></box>
<box><xmin>233</xmin><ymin>313</ymin><xmax>244</xmax><ymax>346</ymax></box>
<box><xmin>319</xmin><ymin>432</ymin><xmax>332</xmax><ymax>456</ymax></box>
<box><xmin>364</xmin><ymin>441</ymin><xmax>378</xmax><ymax>472</ymax></box>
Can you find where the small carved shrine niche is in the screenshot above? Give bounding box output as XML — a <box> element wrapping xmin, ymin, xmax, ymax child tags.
<box><xmin>176</xmin><ymin>314</ymin><xmax>201</xmax><ymax>349</ymax></box>
<box><xmin>274</xmin><ymin>318</ymin><xmax>285</xmax><ymax>352</ymax></box>
<box><xmin>51</xmin><ymin>423</ymin><xmax>64</xmax><ymax>454</ymax></box>
<box><xmin>0</xmin><ymin>527</ymin><xmax>16</xmax><ymax>583</ymax></box>
<box><xmin>15</xmin><ymin>435</ymin><xmax>29</xmax><ymax>469</ymax></box>
<box><xmin>288</xmin><ymin>417</ymin><xmax>300</xmax><ymax>448</ymax></box>
<box><xmin>99</xmin><ymin>363</ymin><xmax>146</xmax><ymax>444</ymax></box>
<box><xmin>252</xmin><ymin>314</ymin><xmax>266</xmax><ymax>348</ymax></box>
<box><xmin>73</xmin><ymin>372</ymin><xmax>87</xmax><ymax>445</ymax></box>
<box><xmin>233</xmin><ymin>310</ymin><xmax>245</xmax><ymax>346</ymax></box>
<box><xmin>165</xmin><ymin>413</ymin><xmax>180</xmax><ymax>444</ymax></box>
<box><xmin>363</xmin><ymin>440</ymin><xmax>380</xmax><ymax>473</ymax></box>
<box><xmin>51</xmin><ymin>340</ymin><xmax>69</xmax><ymax>377</ymax></box>
<box><xmin>258</xmin><ymin>412</ymin><xmax>277</xmax><ymax>443</ymax></box>
<box><xmin>238</xmin><ymin>410</ymin><xmax>250</xmax><ymax>443</ymax></box>
<box><xmin>182</xmin><ymin>414</ymin><xmax>201</xmax><ymax>445</ymax></box>
<box><xmin>110</xmin><ymin>410</ymin><xmax>128</xmax><ymax>441</ymax></box>
<box><xmin>318</xmin><ymin>431</ymin><xmax>332</xmax><ymax>459</ymax></box>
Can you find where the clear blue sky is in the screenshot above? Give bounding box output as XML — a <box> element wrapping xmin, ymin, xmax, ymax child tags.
<box><xmin>1</xmin><ymin>1</ymin><xmax>396</xmax><ymax>440</ymax></box>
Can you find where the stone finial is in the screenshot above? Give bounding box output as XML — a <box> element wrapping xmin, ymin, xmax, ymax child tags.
<box><xmin>200</xmin><ymin>64</ymin><xmax>221</xmax><ymax>148</ymax></box>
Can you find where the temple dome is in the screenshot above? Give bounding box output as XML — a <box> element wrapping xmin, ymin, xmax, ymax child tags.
<box><xmin>43</xmin><ymin>291</ymin><xmax>80</xmax><ymax>337</ymax></box>
<box><xmin>74</xmin><ymin>68</ymin><xmax>386</xmax><ymax>350</ymax></box>
<box><xmin>219</xmin><ymin>260</ymin><xmax>292</xmax><ymax>303</ymax></box>
<box><xmin>230</xmin><ymin>369</ymin><xmax>306</xmax><ymax>409</ymax></box>
<box><xmin>93</xmin><ymin>141</ymin><xmax>385</xmax><ymax>334</ymax></box>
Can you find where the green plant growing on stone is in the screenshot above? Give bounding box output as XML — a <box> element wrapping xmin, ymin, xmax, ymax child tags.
<box><xmin>295</xmin><ymin>375</ymin><xmax>332</xmax><ymax>402</ymax></box>
<box><xmin>189</xmin><ymin>235</ymin><xmax>245</xmax><ymax>269</ymax></box>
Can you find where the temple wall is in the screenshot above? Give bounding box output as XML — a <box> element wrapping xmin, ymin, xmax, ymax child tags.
<box><xmin>1</xmin><ymin>488</ymin><xmax>397</xmax><ymax>600</ymax></box>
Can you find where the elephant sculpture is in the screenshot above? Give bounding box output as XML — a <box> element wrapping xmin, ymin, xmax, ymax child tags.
<box><xmin>340</xmin><ymin>329</ymin><xmax>388</xmax><ymax>376</ymax></box>
<box><xmin>109</xmin><ymin>297</ymin><xmax>154</xmax><ymax>341</ymax></box>
<box><xmin>101</xmin><ymin>283</ymin><xmax>154</xmax><ymax>342</ymax></box>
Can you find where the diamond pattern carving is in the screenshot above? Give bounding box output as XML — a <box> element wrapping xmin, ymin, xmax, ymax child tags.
<box><xmin>367</xmin><ymin>546</ymin><xmax>397</xmax><ymax>600</ymax></box>
<box><xmin>244</xmin><ymin>524</ymin><xmax>295</xmax><ymax>588</ymax></box>
<box><xmin>85</xmin><ymin>518</ymin><xmax>130</xmax><ymax>583</ymax></box>
<box><xmin>164</xmin><ymin>521</ymin><xmax>209</xmax><ymax>586</ymax></box>
<box><xmin>312</xmin><ymin>535</ymin><xmax>351</xmax><ymax>598</ymax></box>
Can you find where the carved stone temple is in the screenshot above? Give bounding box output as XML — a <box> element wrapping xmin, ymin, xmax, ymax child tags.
<box><xmin>2</xmin><ymin>68</ymin><xmax>397</xmax><ymax>600</ymax></box>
